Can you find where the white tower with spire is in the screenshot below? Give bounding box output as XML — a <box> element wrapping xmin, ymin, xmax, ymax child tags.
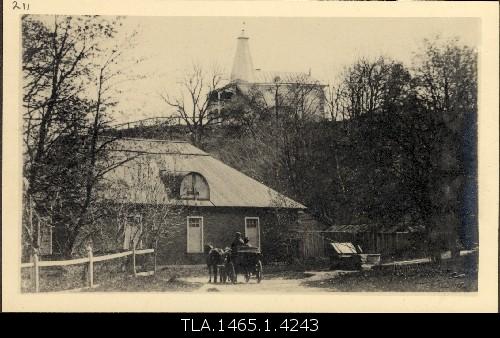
<box><xmin>230</xmin><ymin>26</ymin><xmax>255</xmax><ymax>83</ymax></box>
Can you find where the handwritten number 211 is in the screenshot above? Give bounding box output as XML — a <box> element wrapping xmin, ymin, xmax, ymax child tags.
<box><xmin>13</xmin><ymin>1</ymin><xmax>30</xmax><ymax>10</ymax></box>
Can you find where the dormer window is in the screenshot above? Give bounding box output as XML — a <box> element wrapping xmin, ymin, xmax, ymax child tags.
<box><xmin>180</xmin><ymin>172</ymin><xmax>210</xmax><ymax>200</ymax></box>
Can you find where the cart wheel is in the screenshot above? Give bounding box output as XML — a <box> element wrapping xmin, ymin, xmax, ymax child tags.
<box><xmin>256</xmin><ymin>260</ymin><xmax>263</xmax><ymax>283</ymax></box>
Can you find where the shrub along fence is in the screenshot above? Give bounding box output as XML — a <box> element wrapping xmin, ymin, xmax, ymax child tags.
<box><xmin>21</xmin><ymin>246</ymin><xmax>155</xmax><ymax>292</ymax></box>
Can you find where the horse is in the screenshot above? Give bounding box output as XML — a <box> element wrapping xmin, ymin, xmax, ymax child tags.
<box><xmin>220</xmin><ymin>247</ymin><xmax>236</xmax><ymax>284</ymax></box>
<box><xmin>204</xmin><ymin>244</ymin><xmax>225</xmax><ymax>283</ymax></box>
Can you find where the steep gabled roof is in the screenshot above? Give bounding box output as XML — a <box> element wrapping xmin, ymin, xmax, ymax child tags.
<box><xmin>230</xmin><ymin>29</ymin><xmax>255</xmax><ymax>83</ymax></box>
<box><xmin>101</xmin><ymin>138</ymin><xmax>305</xmax><ymax>209</ymax></box>
<box><xmin>228</xmin><ymin>29</ymin><xmax>324</xmax><ymax>87</ymax></box>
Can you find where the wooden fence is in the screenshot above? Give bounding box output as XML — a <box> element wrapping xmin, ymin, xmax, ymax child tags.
<box><xmin>21</xmin><ymin>247</ymin><xmax>154</xmax><ymax>292</ymax></box>
<box><xmin>322</xmin><ymin>231</ymin><xmax>412</xmax><ymax>256</ymax></box>
<box><xmin>294</xmin><ymin>230</ymin><xmax>414</xmax><ymax>259</ymax></box>
<box><xmin>298</xmin><ymin>231</ymin><xmax>329</xmax><ymax>258</ymax></box>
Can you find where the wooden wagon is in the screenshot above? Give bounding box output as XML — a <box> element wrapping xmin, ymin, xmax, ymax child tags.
<box><xmin>226</xmin><ymin>246</ymin><xmax>263</xmax><ymax>283</ymax></box>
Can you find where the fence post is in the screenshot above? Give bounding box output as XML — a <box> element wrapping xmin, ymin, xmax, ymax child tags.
<box><xmin>153</xmin><ymin>252</ymin><xmax>157</xmax><ymax>274</ymax></box>
<box><xmin>132</xmin><ymin>245</ymin><xmax>137</xmax><ymax>277</ymax></box>
<box><xmin>153</xmin><ymin>247</ymin><xmax>157</xmax><ymax>274</ymax></box>
<box><xmin>33</xmin><ymin>251</ymin><xmax>39</xmax><ymax>293</ymax></box>
<box><xmin>87</xmin><ymin>245</ymin><xmax>94</xmax><ymax>288</ymax></box>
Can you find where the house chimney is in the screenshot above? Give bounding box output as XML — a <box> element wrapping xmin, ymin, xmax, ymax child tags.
<box><xmin>230</xmin><ymin>27</ymin><xmax>255</xmax><ymax>83</ymax></box>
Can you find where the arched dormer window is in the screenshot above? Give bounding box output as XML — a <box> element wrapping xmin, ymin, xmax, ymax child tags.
<box><xmin>180</xmin><ymin>172</ymin><xmax>210</xmax><ymax>200</ymax></box>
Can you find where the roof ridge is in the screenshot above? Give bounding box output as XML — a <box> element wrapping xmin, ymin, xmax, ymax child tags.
<box><xmin>262</xmin><ymin>70</ymin><xmax>310</xmax><ymax>75</ymax></box>
<box><xmin>117</xmin><ymin>137</ymin><xmax>189</xmax><ymax>143</ymax></box>
<box><xmin>108</xmin><ymin>149</ymin><xmax>209</xmax><ymax>156</ymax></box>
<box><xmin>105</xmin><ymin>138</ymin><xmax>209</xmax><ymax>156</ymax></box>
<box><xmin>102</xmin><ymin>139</ymin><xmax>305</xmax><ymax>209</ymax></box>
<box><xmin>99</xmin><ymin>136</ymin><xmax>189</xmax><ymax>143</ymax></box>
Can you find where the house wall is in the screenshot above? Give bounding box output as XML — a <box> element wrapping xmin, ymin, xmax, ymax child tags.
<box><xmin>208</xmin><ymin>83</ymin><xmax>327</xmax><ymax>123</ymax></box>
<box><xmin>154</xmin><ymin>207</ymin><xmax>300</xmax><ymax>265</ymax></box>
<box><xmin>92</xmin><ymin>205</ymin><xmax>301</xmax><ymax>265</ymax></box>
<box><xmin>239</xmin><ymin>83</ymin><xmax>326</xmax><ymax>120</ymax></box>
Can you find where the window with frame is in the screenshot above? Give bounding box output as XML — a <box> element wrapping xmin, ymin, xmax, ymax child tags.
<box><xmin>180</xmin><ymin>173</ymin><xmax>210</xmax><ymax>200</ymax></box>
<box><xmin>187</xmin><ymin>216</ymin><xmax>203</xmax><ymax>253</ymax></box>
<box><xmin>123</xmin><ymin>214</ymin><xmax>143</xmax><ymax>250</ymax></box>
<box><xmin>245</xmin><ymin>217</ymin><xmax>260</xmax><ymax>248</ymax></box>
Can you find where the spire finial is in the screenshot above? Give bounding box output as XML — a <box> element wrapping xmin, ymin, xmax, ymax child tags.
<box><xmin>231</xmin><ymin>21</ymin><xmax>254</xmax><ymax>82</ymax></box>
<box><xmin>240</xmin><ymin>21</ymin><xmax>246</xmax><ymax>37</ymax></box>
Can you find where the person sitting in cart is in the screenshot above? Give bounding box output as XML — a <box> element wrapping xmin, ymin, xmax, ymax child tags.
<box><xmin>231</xmin><ymin>232</ymin><xmax>245</xmax><ymax>252</ymax></box>
<box><xmin>243</xmin><ymin>236</ymin><xmax>252</xmax><ymax>246</ymax></box>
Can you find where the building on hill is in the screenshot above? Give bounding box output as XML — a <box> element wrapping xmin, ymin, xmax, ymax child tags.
<box><xmin>208</xmin><ymin>29</ymin><xmax>328</xmax><ymax>123</ymax></box>
<box><xmin>44</xmin><ymin>137</ymin><xmax>318</xmax><ymax>264</ymax></box>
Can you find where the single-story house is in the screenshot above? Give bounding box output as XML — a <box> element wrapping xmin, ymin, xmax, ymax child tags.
<box><xmin>93</xmin><ymin>137</ymin><xmax>308</xmax><ymax>264</ymax></box>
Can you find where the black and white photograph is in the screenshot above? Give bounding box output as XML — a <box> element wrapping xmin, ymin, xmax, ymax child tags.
<box><xmin>2</xmin><ymin>0</ymin><xmax>498</xmax><ymax>313</ymax></box>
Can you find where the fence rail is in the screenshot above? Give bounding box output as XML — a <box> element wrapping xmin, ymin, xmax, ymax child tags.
<box><xmin>22</xmin><ymin>247</ymin><xmax>155</xmax><ymax>292</ymax></box>
<box><xmin>21</xmin><ymin>248</ymin><xmax>154</xmax><ymax>268</ymax></box>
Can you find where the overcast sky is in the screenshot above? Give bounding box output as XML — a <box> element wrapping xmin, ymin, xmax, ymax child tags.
<box><xmin>87</xmin><ymin>16</ymin><xmax>480</xmax><ymax>124</ymax></box>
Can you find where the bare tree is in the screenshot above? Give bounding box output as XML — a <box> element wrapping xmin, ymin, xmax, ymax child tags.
<box><xmin>326</xmin><ymin>80</ymin><xmax>349</xmax><ymax>122</ymax></box>
<box><xmin>413</xmin><ymin>36</ymin><xmax>477</xmax><ymax>115</ymax></box>
<box><xmin>327</xmin><ymin>57</ymin><xmax>411</xmax><ymax>125</ymax></box>
<box><xmin>67</xmin><ymin>29</ymin><xmax>147</xmax><ymax>254</ymax></box>
<box><xmin>160</xmin><ymin>64</ymin><xmax>224</xmax><ymax>146</ymax></box>
<box><xmin>23</xmin><ymin>16</ymin><xmax>119</xmax><ymax>195</ymax></box>
<box><xmin>104</xmin><ymin>155</ymin><xmax>185</xmax><ymax>267</ymax></box>
<box><xmin>269</xmin><ymin>75</ymin><xmax>326</xmax><ymax>196</ymax></box>
<box><xmin>211</xmin><ymin>74</ymin><xmax>327</xmax><ymax>200</ymax></box>
<box><xmin>22</xmin><ymin>15</ymin><xmax>143</xmax><ymax>257</ymax></box>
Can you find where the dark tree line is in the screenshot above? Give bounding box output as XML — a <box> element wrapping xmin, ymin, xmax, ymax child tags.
<box><xmin>203</xmin><ymin>36</ymin><xmax>477</xmax><ymax>256</ymax></box>
<box><xmin>33</xmin><ymin>29</ymin><xmax>477</xmax><ymax>262</ymax></box>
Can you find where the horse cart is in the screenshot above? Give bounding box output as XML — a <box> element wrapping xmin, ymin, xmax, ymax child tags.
<box><xmin>227</xmin><ymin>246</ymin><xmax>263</xmax><ymax>283</ymax></box>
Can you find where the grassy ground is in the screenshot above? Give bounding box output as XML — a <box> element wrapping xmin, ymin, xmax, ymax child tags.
<box><xmin>22</xmin><ymin>254</ymin><xmax>478</xmax><ymax>292</ymax></box>
<box><xmin>303</xmin><ymin>257</ymin><xmax>478</xmax><ymax>292</ymax></box>
<box><xmin>22</xmin><ymin>265</ymin><xmax>90</xmax><ymax>293</ymax></box>
<box><xmin>84</xmin><ymin>269</ymin><xmax>203</xmax><ymax>292</ymax></box>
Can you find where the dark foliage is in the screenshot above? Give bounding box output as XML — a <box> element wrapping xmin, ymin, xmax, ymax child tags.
<box><xmin>123</xmin><ymin>37</ymin><xmax>478</xmax><ymax>254</ymax></box>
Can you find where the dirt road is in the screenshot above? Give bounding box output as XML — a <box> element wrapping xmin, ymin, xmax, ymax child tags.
<box><xmin>178</xmin><ymin>271</ymin><xmax>351</xmax><ymax>293</ymax></box>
